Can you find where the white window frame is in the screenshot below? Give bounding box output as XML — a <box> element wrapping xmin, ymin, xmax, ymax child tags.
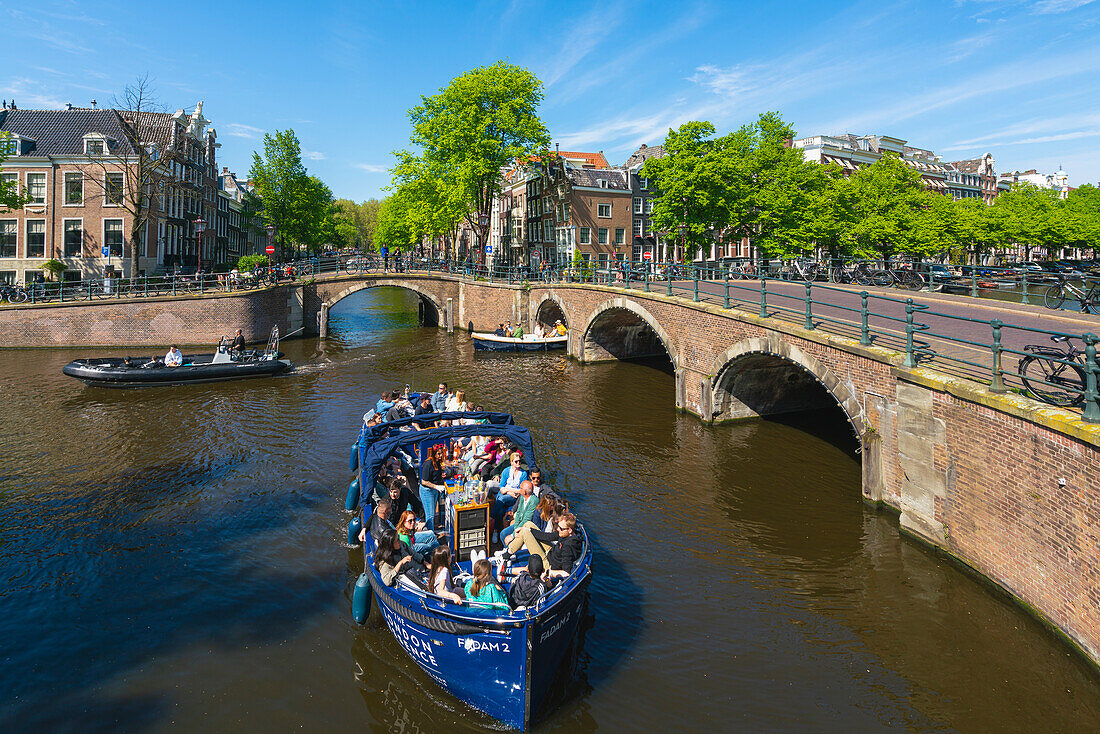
<box><xmin>84</xmin><ymin>135</ymin><xmax>107</xmax><ymax>156</ymax></box>
<box><xmin>578</xmin><ymin>227</ymin><xmax>590</xmax><ymax>245</ymax></box>
<box><xmin>633</xmin><ymin>197</ymin><xmax>643</xmax><ymax>214</ymax></box>
<box><xmin>62</xmin><ymin>218</ymin><xmax>84</xmax><ymax>258</ymax></box>
<box><xmin>103</xmin><ymin>218</ymin><xmax>125</xmax><ymax>258</ymax></box>
<box><xmin>25</xmin><ymin>219</ymin><xmax>46</xmax><ymax>258</ymax></box>
<box><xmin>0</xmin><ymin>219</ymin><xmax>17</xmax><ymax>258</ymax></box>
<box><xmin>644</xmin><ymin>199</ymin><xmax>654</xmax><ymax>214</ymax></box>
<box><xmin>598</xmin><ymin>227</ymin><xmax>608</xmax><ymax>245</ymax></box>
<box><xmin>104</xmin><ymin>172</ymin><xmax>125</xmax><ymax>207</ymax></box>
<box><xmin>640</xmin><ymin>177</ymin><xmax>649</xmax><ymax>190</ymax></box>
<box><xmin>0</xmin><ymin>171</ymin><xmax>17</xmax><ymax>191</ymax></box>
<box><xmin>25</xmin><ymin>172</ymin><xmax>47</xmax><ymax>206</ymax></box>
<box><xmin>634</xmin><ymin>218</ymin><xmax>643</xmax><ymax>234</ymax></box>
<box><xmin>597</xmin><ymin>203</ymin><xmax>611</xmax><ymax>218</ymax></box>
<box><xmin>614</xmin><ymin>227</ymin><xmax>625</xmax><ymax>245</ymax></box>
<box><xmin>63</xmin><ymin>171</ymin><xmax>84</xmax><ymax>206</ymax></box>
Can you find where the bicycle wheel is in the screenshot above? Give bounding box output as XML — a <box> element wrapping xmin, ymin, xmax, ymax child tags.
<box><xmin>1043</xmin><ymin>284</ymin><xmax>1066</xmax><ymax>310</ymax></box>
<box><xmin>902</xmin><ymin>271</ymin><xmax>925</xmax><ymax>290</ymax></box>
<box><xmin>344</xmin><ymin>262</ymin><xmax>359</xmax><ymax>275</ymax></box>
<box><xmin>1018</xmin><ymin>354</ymin><xmax>1086</xmax><ymax>407</ymax></box>
<box><xmin>8</xmin><ymin>288</ymin><xmax>28</xmax><ymax>304</ymax></box>
<box><xmin>871</xmin><ymin>270</ymin><xmax>892</xmax><ymax>287</ymax></box>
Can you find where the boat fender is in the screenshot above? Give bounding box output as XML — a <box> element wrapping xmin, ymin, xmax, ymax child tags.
<box><xmin>345</xmin><ymin>478</ymin><xmax>360</xmax><ymax>511</ymax></box>
<box><xmin>347</xmin><ymin>515</ymin><xmax>363</xmax><ymax>546</ymax></box>
<box><xmin>349</xmin><ymin>442</ymin><xmax>359</xmax><ymax>472</ymax></box>
<box><xmin>352</xmin><ymin>572</ymin><xmax>372</xmax><ymax>624</ymax></box>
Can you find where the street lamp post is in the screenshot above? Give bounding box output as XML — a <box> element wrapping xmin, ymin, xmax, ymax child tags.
<box><xmin>265</xmin><ymin>224</ymin><xmax>275</xmax><ymax>262</ymax></box>
<box><xmin>194</xmin><ymin>218</ymin><xmax>206</xmax><ymax>274</ymax></box>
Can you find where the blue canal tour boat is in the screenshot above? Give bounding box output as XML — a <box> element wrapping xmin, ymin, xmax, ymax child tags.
<box><xmin>343</xmin><ymin>410</ymin><xmax>592</xmax><ymax>731</ymax></box>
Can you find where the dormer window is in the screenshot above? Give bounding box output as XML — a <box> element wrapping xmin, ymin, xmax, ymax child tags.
<box><xmin>83</xmin><ymin>133</ymin><xmax>108</xmax><ymax>156</ymax></box>
<box><xmin>0</xmin><ymin>137</ymin><xmax>18</xmax><ymax>156</ymax></box>
<box><xmin>598</xmin><ymin>179</ymin><xmax>609</xmax><ymax>189</ymax></box>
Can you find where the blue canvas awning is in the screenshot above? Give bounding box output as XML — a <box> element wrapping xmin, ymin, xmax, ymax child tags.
<box><xmin>359</xmin><ymin>424</ymin><xmax>537</xmax><ymax>508</ymax></box>
<box><xmin>360</xmin><ymin>411</ymin><xmax>515</xmax><ymax>449</ymax></box>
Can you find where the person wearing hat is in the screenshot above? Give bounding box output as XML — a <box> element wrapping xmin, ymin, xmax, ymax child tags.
<box><xmin>554</xmin><ymin>320</ymin><xmax>566</xmax><ymax>336</ymax></box>
<box><xmin>493</xmin><ymin>323</ymin><xmax>506</xmax><ymax>336</ymax></box>
<box><xmin>506</xmin><ymin>554</ymin><xmax>547</xmax><ymax>608</ymax></box>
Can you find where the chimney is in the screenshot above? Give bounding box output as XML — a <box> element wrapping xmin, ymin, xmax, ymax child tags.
<box><xmin>65</xmin><ymin>102</ymin><xmax>73</xmax><ymax>111</ymax></box>
<box><xmin>90</xmin><ymin>99</ymin><xmax>96</xmax><ymax>108</ymax></box>
<box><xmin>640</xmin><ymin>143</ymin><xmax>647</xmax><ymax>149</ymax></box>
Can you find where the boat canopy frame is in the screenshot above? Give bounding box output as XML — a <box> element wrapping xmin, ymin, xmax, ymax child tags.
<box><xmin>360</xmin><ymin>410</ymin><xmax>515</xmax><ymax>448</ymax></box>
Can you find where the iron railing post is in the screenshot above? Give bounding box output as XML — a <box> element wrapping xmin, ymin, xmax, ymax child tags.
<box><xmin>172</xmin><ymin>275</ymin><xmax>177</xmax><ymax>296</ymax></box>
<box><xmin>667</xmin><ymin>266</ymin><xmax>673</xmax><ymax>297</ymax></box>
<box><xmin>1021</xmin><ymin>273</ymin><xmax>1030</xmax><ymax>305</ymax></box>
<box><xmin>759</xmin><ymin>276</ymin><xmax>768</xmax><ymax>318</ymax></box>
<box><xmin>645</xmin><ymin>265</ymin><xmax>650</xmax><ymax>292</ymax></box>
<box><xmin>927</xmin><ymin>263</ymin><xmax>935</xmax><ymax>293</ymax></box>
<box><xmin>990</xmin><ymin>319</ymin><xmax>1005</xmax><ymax>393</ymax></box>
<box><xmin>804</xmin><ymin>281</ymin><xmax>814</xmax><ymax>330</ymax></box>
<box><xmin>1083</xmin><ymin>333</ymin><xmax>1100</xmax><ymax>423</ymax></box>
<box><xmin>693</xmin><ymin>266</ymin><xmax>699</xmax><ymax>302</ymax></box>
<box><xmin>199</xmin><ymin>274</ymin><xmax>204</xmax><ymax>295</ymax></box>
<box><xmin>970</xmin><ymin>267</ymin><xmax>978</xmax><ymax>298</ymax></box>
<box><xmin>860</xmin><ymin>291</ymin><xmax>871</xmax><ymax>346</ymax></box>
<box><xmin>724</xmin><ymin>274</ymin><xmax>730</xmax><ymax>309</ymax></box>
<box><xmin>903</xmin><ymin>299</ymin><xmax>918</xmax><ymax>368</ymax></box>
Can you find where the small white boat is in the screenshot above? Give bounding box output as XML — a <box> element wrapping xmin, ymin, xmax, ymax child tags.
<box><xmin>472</xmin><ymin>332</ymin><xmax>567</xmax><ymax>352</ymax></box>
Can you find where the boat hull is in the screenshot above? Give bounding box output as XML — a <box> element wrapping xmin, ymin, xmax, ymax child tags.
<box><xmin>472</xmin><ymin>333</ymin><xmax>567</xmax><ymax>352</ymax></box>
<box><xmin>62</xmin><ymin>354</ymin><xmax>291</xmax><ymax>387</ymax></box>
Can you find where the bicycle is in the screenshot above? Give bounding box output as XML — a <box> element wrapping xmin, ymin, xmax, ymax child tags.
<box><xmin>871</xmin><ymin>264</ymin><xmax>925</xmax><ymax>290</ymax></box>
<box><xmin>789</xmin><ymin>258</ymin><xmax>821</xmax><ymax>283</ymax></box>
<box><xmin>0</xmin><ymin>283</ymin><xmax>29</xmax><ymax>304</ymax></box>
<box><xmin>1043</xmin><ymin>277</ymin><xmax>1100</xmax><ymax>314</ymax></box>
<box><xmin>727</xmin><ymin>261</ymin><xmax>757</xmax><ymax>280</ymax></box>
<box><xmin>1017</xmin><ymin>335</ymin><xmax>1088</xmax><ymax>407</ymax></box>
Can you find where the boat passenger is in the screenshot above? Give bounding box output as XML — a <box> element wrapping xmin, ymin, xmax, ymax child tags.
<box><xmin>507</xmin><ymin>555</ymin><xmax>547</xmax><ymax>609</ymax></box>
<box><xmin>554</xmin><ymin>320</ymin><xmax>566</xmax><ymax>336</ymax></box>
<box><xmin>375</xmin><ymin>528</ymin><xmax>423</xmax><ymax>587</ymax></box>
<box><xmin>385</xmin><ymin>476</ymin><xmax>420</xmax><ymax>518</ymax></box>
<box><xmin>546</xmin><ymin>514</ymin><xmax>583</xmax><ymax>579</ymax></box>
<box><xmin>500</xmin><ymin>500</ymin><xmax>567</xmax><ymax>565</ymax></box>
<box><xmin>511</xmin><ymin>322</ymin><xmax>524</xmax><ymax>338</ymax></box>
<box><xmin>494</xmin><ymin>323</ymin><xmax>506</xmax><ymax>337</ymax></box>
<box><xmin>504</xmin><ymin>320</ymin><xmax>513</xmax><ymax>337</ymax></box>
<box><xmin>165</xmin><ymin>346</ymin><xmax>183</xmax><ymax>368</ymax></box>
<box><xmin>363</xmin><ymin>497</ymin><xmax>395</xmax><ymax>545</ymax></box>
<box><xmin>431</xmin><ymin>382</ymin><xmax>449</xmax><ymax>413</ymax></box>
<box><xmin>463</xmin><ymin>559</ymin><xmax>509</xmax><ymax>610</ymax></box>
<box><xmin>397</xmin><ymin>510</ymin><xmax>441</xmax><ymax>556</ymax></box>
<box><xmin>534</xmin><ymin>323</ymin><xmax>545</xmax><ymax>339</ymax></box>
<box><xmin>385</xmin><ymin>396</ymin><xmax>415</xmax><ymax>422</ymax></box>
<box><xmin>490</xmin><ymin>452</ymin><xmax>527</xmax><ymax>531</ymax></box>
<box><xmin>419</xmin><ymin>444</ymin><xmax>448</xmax><ymax>531</ymax></box>
<box><xmin>230</xmin><ymin>328</ymin><xmax>246</xmax><ymax>354</ymax></box>
<box><xmin>413</xmin><ymin>394</ymin><xmax>433</xmax><ymax>417</ymax></box>
<box><xmin>529</xmin><ymin>468</ymin><xmax>545</xmax><ymax>498</ymax></box>
<box><xmin>428</xmin><ymin>546</ymin><xmax>464</xmax><ymax>603</ymax></box>
<box><xmin>445</xmin><ymin>389</ymin><xmax>465</xmax><ymax>413</ymax></box>
<box><xmin>501</xmin><ymin>480</ymin><xmax>538</xmax><ymax>547</ymax></box>
<box><xmin>376</xmin><ymin>391</ymin><xmax>395</xmax><ymax>414</ymax></box>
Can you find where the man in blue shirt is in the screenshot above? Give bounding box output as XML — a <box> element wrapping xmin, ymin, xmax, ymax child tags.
<box><xmin>376</xmin><ymin>390</ymin><xmax>395</xmax><ymax>414</ymax></box>
<box><xmin>431</xmin><ymin>382</ymin><xmax>449</xmax><ymax>413</ymax></box>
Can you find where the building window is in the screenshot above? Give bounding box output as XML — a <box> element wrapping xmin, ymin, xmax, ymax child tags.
<box><xmin>644</xmin><ymin>199</ymin><xmax>654</xmax><ymax>214</ymax></box>
<box><xmin>104</xmin><ymin>219</ymin><xmax>124</xmax><ymax>257</ymax></box>
<box><xmin>64</xmin><ymin>220</ymin><xmax>83</xmax><ymax>257</ymax></box>
<box><xmin>26</xmin><ymin>220</ymin><xmax>45</xmax><ymax>257</ymax></box>
<box><xmin>0</xmin><ymin>270</ymin><xmax>15</xmax><ymax>284</ymax></box>
<box><xmin>634</xmin><ymin>218</ymin><xmax>643</xmax><ymax>234</ymax></box>
<box><xmin>634</xmin><ymin>197</ymin><xmax>643</xmax><ymax>214</ymax></box>
<box><xmin>1</xmin><ymin>172</ymin><xmax>16</xmax><ymax>191</ymax></box>
<box><xmin>640</xmin><ymin>177</ymin><xmax>649</xmax><ymax>190</ymax></box>
<box><xmin>64</xmin><ymin>172</ymin><xmax>83</xmax><ymax>205</ymax></box>
<box><xmin>0</xmin><ymin>220</ymin><xmax>15</xmax><ymax>257</ymax></box>
<box><xmin>0</xmin><ymin>138</ymin><xmax>17</xmax><ymax>156</ymax></box>
<box><xmin>614</xmin><ymin>227</ymin><xmax>625</xmax><ymax>245</ymax></box>
<box><xmin>85</xmin><ymin>139</ymin><xmax>105</xmax><ymax>155</ymax></box>
<box><xmin>597</xmin><ymin>203</ymin><xmax>611</xmax><ymax>218</ymax></box>
<box><xmin>598</xmin><ymin>253</ymin><xmax>609</xmax><ymax>269</ymax></box>
<box><xmin>26</xmin><ymin>173</ymin><xmax>46</xmax><ymax>204</ymax></box>
<box><xmin>578</xmin><ymin>227</ymin><xmax>590</xmax><ymax>245</ymax></box>
<box><xmin>598</xmin><ymin>227</ymin><xmax>608</xmax><ymax>245</ymax></box>
<box><xmin>105</xmin><ymin>173</ymin><xmax>124</xmax><ymax>205</ymax></box>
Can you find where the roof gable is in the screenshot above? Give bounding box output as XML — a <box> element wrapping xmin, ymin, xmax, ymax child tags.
<box><xmin>0</xmin><ymin>108</ymin><xmax>135</xmax><ymax>156</ymax></box>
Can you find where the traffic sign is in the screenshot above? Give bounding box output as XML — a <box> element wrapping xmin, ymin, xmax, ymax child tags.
<box><xmin>101</xmin><ymin>246</ymin><xmax>111</xmax><ymax>258</ymax></box>
<box><xmin>265</xmin><ymin>245</ymin><xmax>275</xmax><ymax>254</ymax></box>
<box><xmin>485</xmin><ymin>245</ymin><xmax>493</xmax><ymax>254</ymax></box>
<box><xmin>643</xmin><ymin>251</ymin><xmax>652</xmax><ymax>261</ymax></box>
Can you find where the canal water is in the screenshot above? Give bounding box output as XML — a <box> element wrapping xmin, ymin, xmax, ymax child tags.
<box><xmin>2</xmin><ymin>286</ymin><xmax>1098</xmax><ymax>733</ymax></box>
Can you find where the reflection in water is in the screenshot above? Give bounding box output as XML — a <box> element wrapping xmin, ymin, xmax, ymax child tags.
<box><xmin>0</xmin><ymin>286</ymin><xmax>1098</xmax><ymax>732</ymax></box>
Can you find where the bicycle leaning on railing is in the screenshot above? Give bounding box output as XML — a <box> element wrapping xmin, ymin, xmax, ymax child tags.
<box><xmin>1017</xmin><ymin>335</ymin><xmax>1090</xmax><ymax>407</ymax></box>
<box><xmin>0</xmin><ymin>283</ymin><xmax>29</xmax><ymax>304</ymax></box>
<box><xmin>1043</xmin><ymin>277</ymin><xmax>1100</xmax><ymax>314</ymax></box>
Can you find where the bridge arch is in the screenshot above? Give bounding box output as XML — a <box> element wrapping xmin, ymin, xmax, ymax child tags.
<box><xmin>580</xmin><ymin>297</ymin><xmax>678</xmax><ymax>366</ymax></box>
<box><xmin>322</xmin><ymin>279</ymin><xmax>445</xmax><ymax>329</ymax></box>
<box><xmin>708</xmin><ymin>336</ymin><xmax>866</xmax><ymax>440</ymax></box>
<box><xmin>534</xmin><ymin>293</ymin><xmax>568</xmax><ymax>329</ymax></box>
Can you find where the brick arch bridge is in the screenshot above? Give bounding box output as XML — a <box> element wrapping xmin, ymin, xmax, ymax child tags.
<box><xmin>305</xmin><ymin>272</ymin><xmax>1100</xmax><ymax>666</ymax></box>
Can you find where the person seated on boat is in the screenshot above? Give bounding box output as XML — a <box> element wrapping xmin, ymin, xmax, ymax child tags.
<box><xmin>124</xmin><ymin>356</ymin><xmax>136</xmax><ymax>367</ymax></box>
<box><xmin>413</xmin><ymin>394</ymin><xmax>434</xmax><ymax>418</ymax></box>
<box><xmin>431</xmin><ymin>382</ymin><xmax>449</xmax><ymax>412</ymax></box>
<box><xmin>493</xmin><ymin>323</ymin><xmax>506</xmax><ymax>337</ymax></box>
<box><xmin>490</xmin><ymin>453</ymin><xmax>528</xmax><ymax>534</ymax></box>
<box><xmin>504</xmin><ymin>320</ymin><xmax>513</xmax><ymax>337</ymax></box>
<box><xmin>546</xmin><ymin>513</ymin><xmax>583</xmax><ymax>580</ymax></box>
<box><xmin>507</xmin><ymin>554</ymin><xmax>547</xmax><ymax>610</ymax></box>
<box><xmin>428</xmin><ymin>546</ymin><xmax>464</xmax><ymax>603</ymax></box>
<box><xmin>385</xmin><ymin>395</ymin><xmax>414</xmax><ymax>423</ymax></box>
<box><xmin>164</xmin><ymin>346</ymin><xmax>183</xmax><ymax>368</ymax></box>
<box><xmin>419</xmin><ymin>444</ymin><xmax>447</xmax><ymax>531</ymax></box>
<box><xmin>501</xmin><ymin>480</ymin><xmax>538</xmax><ymax>548</ymax></box>
<box><xmin>534</xmin><ymin>323</ymin><xmax>545</xmax><ymax>339</ymax></box>
<box><xmin>230</xmin><ymin>328</ymin><xmax>246</xmax><ymax>354</ymax></box>
<box><xmin>499</xmin><ymin>500</ymin><xmax>567</xmax><ymax>565</ymax></box>
<box><xmin>554</xmin><ymin>320</ymin><xmax>566</xmax><ymax>336</ymax></box>
<box><xmin>376</xmin><ymin>391</ymin><xmax>395</xmax><ymax>414</ymax></box>
<box><xmin>510</xmin><ymin>322</ymin><xmax>524</xmax><ymax>338</ymax></box>
<box><xmin>463</xmin><ymin>559</ymin><xmax>509</xmax><ymax>610</ymax></box>
<box><xmin>445</xmin><ymin>389</ymin><xmax>465</xmax><ymax>413</ymax></box>
<box><xmin>469</xmin><ymin>437</ymin><xmax>503</xmax><ymax>477</ymax></box>
<box><xmin>528</xmin><ymin>468</ymin><xmax>547</xmax><ymax>498</ymax></box>
<box><xmin>375</xmin><ymin>528</ymin><xmax>424</xmax><ymax>587</ymax></box>
<box><xmin>397</xmin><ymin>509</ymin><xmax>441</xmax><ymax>556</ymax></box>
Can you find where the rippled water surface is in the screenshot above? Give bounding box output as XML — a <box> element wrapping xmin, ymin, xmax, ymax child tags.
<box><xmin>2</xmin><ymin>286</ymin><xmax>1099</xmax><ymax>733</ymax></box>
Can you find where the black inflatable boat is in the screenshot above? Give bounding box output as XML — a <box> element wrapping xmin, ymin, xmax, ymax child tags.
<box><xmin>63</xmin><ymin>327</ymin><xmax>292</xmax><ymax>388</ymax></box>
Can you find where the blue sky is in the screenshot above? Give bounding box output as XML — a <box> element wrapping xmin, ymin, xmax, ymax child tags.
<box><xmin>3</xmin><ymin>0</ymin><xmax>1100</xmax><ymax>201</ymax></box>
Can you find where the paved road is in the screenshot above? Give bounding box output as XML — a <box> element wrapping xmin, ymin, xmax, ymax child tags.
<box><xmin>614</xmin><ymin>274</ymin><xmax>1100</xmax><ymax>407</ymax></box>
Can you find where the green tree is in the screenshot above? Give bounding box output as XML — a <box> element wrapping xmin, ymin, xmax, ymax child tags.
<box><xmin>952</xmin><ymin>197</ymin><xmax>997</xmax><ymax>265</ymax></box>
<box><xmin>841</xmin><ymin>153</ymin><xmax>937</xmax><ymax>258</ymax></box>
<box><xmin>405</xmin><ymin>61</ymin><xmax>550</xmax><ymax>253</ymax></box>
<box><xmin>375</xmin><ymin>191</ymin><xmax>419</xmax><ymax>250</ymax></box>
<box><xmin>1060</xmin><ymin>184</ymin><xmax>1100</xmax><ymax>255</ymax></box>
<box><xmin>988</xmin><ymin>182</ymin><xmax>1063</xmax><ymax>260</ymax></box>
<box><xmin>0</xmin><ymin>132</ymin><xmax>31</xmax><ymax>210</ymax></box>
<box><xmin>249</xmin><ymin>129</ymin><xmax>335</xmax><ymax>257</ymax></box>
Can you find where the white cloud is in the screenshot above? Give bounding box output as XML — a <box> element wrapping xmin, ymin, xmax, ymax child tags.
<box><xmin>304</xmin><ymin>150</ymin><xmax>325</xmax><ymax>160</ymax></box>
<box><xmin>539</xmin><ymin>3</ymin><xmax>624</xmax><ymax>87</ymax></box>
<box><xmin>225</xmin><ymin>123</ymin><xmax>264</xmax><ymax>139</ymax></box>
<box><xmin>1033</xmin><ymin>0</ymin><xmax>1096</xmax><ymax>13</ymax></box>
<box><xmin>0</xmin><ymin>77</ymin><xmax>67</xmax><ymax>109</ymax></box>
<box><xmin>354</xmin><ymin>163</ymin><xmax>386</xmax><ymax>173</ymax></box>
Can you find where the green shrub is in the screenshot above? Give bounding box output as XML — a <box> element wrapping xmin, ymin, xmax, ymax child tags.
<box><xmin>39</xmin><ymin>259</ymin><xmax>67</xmax><ymax>280</ymax></box>
<box><xmin>237</xmin><ymin>254</ymin><xmax>269</xmax><ymax>272</ymax></box>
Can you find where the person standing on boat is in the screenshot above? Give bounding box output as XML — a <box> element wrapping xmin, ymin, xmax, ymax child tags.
<box><xmin>419</xmin><ymin>444</ymin><xmax>447</xmax><ymax>531</ymax></box>
<box><xmin>431</xmin><ymin>382</ymin><xmax>449</xmax><ymax>413</ymax></box>
<box><xmin>164</xmin><ymin>346</ymin><xmax>183</xmax><ymax>368</ymax></box>
<box><xmin>494</xmin><ymin>323</ymin><xmax>506</xmax><ymax>337</ymax></box>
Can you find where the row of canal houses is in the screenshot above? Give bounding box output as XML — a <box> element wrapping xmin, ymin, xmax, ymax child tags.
<box><xmin>458</xmin><ymin>134</ymin><xmax>1070</xmax><ymax>270</ymax></box>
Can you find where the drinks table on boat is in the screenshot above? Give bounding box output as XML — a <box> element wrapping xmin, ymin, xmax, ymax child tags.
<box><xmin>445</xmin><ymin>479</ymin><xmax>490</xmax><ymax>562</ymax></box>
<box><xmin>346</xmin><ymin>418</ymin><xmax>592</xmax><ymax>730</ymax></box>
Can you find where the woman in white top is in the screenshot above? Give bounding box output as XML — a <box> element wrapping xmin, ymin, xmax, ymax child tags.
<box><xmin>445</xmin><ymin>389</ymin><xmax>465</xmax><ymax>413</ymax></box>
<box><xmin>428</xmin><ymin>546</ymin><xmax>464</xmax><ymax>603</ymax></box>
